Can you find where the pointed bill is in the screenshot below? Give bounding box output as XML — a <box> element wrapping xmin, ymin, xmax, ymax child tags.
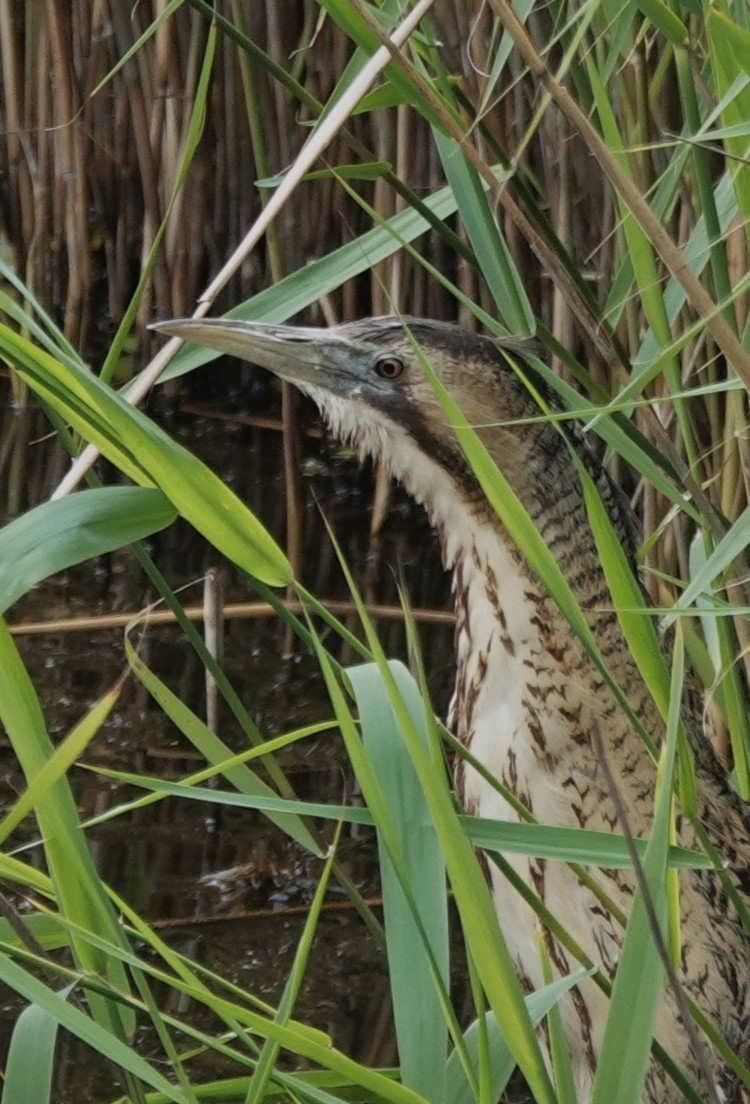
<box><xmin>152</xmin><ymin>317</ymin><xmax>360</xmax><ymax>394</ymax></box>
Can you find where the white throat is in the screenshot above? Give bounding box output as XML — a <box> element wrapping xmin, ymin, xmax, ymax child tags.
<box><xmin>307</xmin><ymin>387</ymin><xmax>537</xmax><ymax>746</ymax></box>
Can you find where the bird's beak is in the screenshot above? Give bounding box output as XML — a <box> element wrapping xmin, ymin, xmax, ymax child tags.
<box><xmin>152</xmin><ymin>317</ymin><xmax>352</xmax><ymax>391</ymax></box>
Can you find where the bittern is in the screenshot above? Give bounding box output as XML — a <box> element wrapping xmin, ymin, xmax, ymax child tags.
<box><xmin>155</xmin><ymin>315</ymin><xmax>750</xmax><ymax>1102</ymax></box>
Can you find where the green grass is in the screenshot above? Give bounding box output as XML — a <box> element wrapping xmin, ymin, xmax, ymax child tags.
<box><xmin>1</xmin><ymin>1</ymin><xmax>750</xmax><ymax>1101</ymax></box>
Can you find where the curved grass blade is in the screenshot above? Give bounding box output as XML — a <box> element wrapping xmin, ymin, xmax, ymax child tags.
<box><xmin>91</xmin><ymin>766</ymin><xmax>712</xmax><ymax>870</ymax></box>
<box><xmin>433</xmin><ymin>129</ymin><xmax>534</xmax><ymax>334</ymax></box>
<box><xmin>445</xmin><ymin>968</ymin><xmax>594</xmax><ymax>1104</ymax></box>
<box><xmin>0</xmin><ymin>952</ymin><xmax>190</xmax><ymax>1104</ymax></box>
<box><xmin>0</xmin><ymin>619</ymin><xmax>133</xmax><ymax>1037</ymax></box>
<box><xmin>0</xmin><ymin>486</ymin><xmax>176</xmax><ymax>614</ymax></box>
<box><xmin>349</xmin><ymin>662</ymin><xmax>449</xmax><ymax>1102</ymax></box>
<box><xmin>590</xmin><ymin>628</ymin><xmax>685</xmax><ymax>1104</ymax></box>
<box><xmin>0</xmin><ymin>324</ymin><xmax>290</xmax><ymax>586</ymax></box>
<box><xmin>8</xmin><ymin>906</ymin><xmax>425</xmax><ymax>1104</ymax></box>
<box><xmin>2</xmin><ymin>983</ymin><xmax>75</xmax><ymax>1104</ymax></box>
<box><xmin>0</xmin><ymin>685</ymin><xmax>119</xmax><ymax>847</ymax></box>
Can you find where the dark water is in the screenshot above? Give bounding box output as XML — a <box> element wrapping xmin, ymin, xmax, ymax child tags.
<box><xmin>1</xmin><ymin>386</ymin><xmax>457</xmax><ymax>1101</ymax></box>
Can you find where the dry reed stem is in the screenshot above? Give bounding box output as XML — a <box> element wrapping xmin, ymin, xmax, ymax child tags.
<box><xmin>48</xmin><ymin>0</ymin><xmax>439</xmax><ymax>499</ymax></box>
<box><xmin>8</xmin><ymin>599</ymin><xmax>455</xmax><ymax>636</ymax></box>
<box><xmin>487</xmin><ymin>0</ymin><xmax>750</xmax><ymax>389</ymax></box>
<box><xmin>0</xmin><ymin>2</ymin><xmax>747</xmax><ymax>690</ymax></box>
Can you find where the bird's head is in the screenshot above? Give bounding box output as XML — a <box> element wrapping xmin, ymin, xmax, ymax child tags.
<box><xmin>153</xmin><ymin>316</ymin><xmax>545</xmax><ymax>537</ymax></box>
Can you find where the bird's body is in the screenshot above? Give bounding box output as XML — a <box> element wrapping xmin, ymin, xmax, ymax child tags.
<box><xmin>156</xmin><ymin>314</ymin><xmax>750</xmax><ymax>1103</ymax></box>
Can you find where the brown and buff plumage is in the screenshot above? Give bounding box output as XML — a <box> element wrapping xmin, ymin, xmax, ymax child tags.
<box><xmin>156</xmin><ymin>314</ymin><xmax>750</xmax><ymax>1103</ymax></box>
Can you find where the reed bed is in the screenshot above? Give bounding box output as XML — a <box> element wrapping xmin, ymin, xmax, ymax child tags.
<box><xmin>0</xmin><ymin>1</ymin><xmax>749</xmax><ymax>1102</ymax></box>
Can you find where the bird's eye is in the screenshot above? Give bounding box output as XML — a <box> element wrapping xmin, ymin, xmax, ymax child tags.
<box><xmin>374</xmin><ymin>355</ymin><xmax>405</xmax><ymax>380</ymax></box>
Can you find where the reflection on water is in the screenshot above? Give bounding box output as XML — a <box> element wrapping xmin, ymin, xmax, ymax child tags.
<box><xmin>1</xmin><ymin>394</ymin><xmax>455</xmax><ymax>1101</ymax></box>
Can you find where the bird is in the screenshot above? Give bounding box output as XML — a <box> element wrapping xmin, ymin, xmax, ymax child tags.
<box><xmin>155</xmin><ymin>314</ymin><xmax>750</xmax><ymax>1103</ymax></box>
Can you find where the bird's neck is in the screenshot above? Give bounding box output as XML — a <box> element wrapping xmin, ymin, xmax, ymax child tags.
<box><xmin>394</xmin><ymin>445</ymin><xmax>541</xmax><ymax>747</ymax></box>
<box><xmin>439</xmin><ymin>502</ymin><xmax>538</xmax><ymax>743</ymax></box>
